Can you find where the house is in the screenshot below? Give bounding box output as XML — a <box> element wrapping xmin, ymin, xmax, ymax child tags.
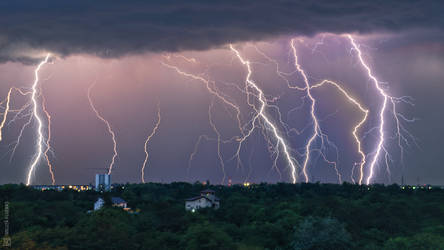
<box><xmin>94</xmin><ymin>197</ymin><xmax>105</xmax><ymax>211</ymax></box>
<box><xmin>93</xmin><ymin>197</ymin><xmax>128</xmax><ymax>211</ymax></box>
<box><xmin>185</xmin><ymin>189</ymin><xmax>220</xmax><ymax>211</ymax></box>
<box><xmin>111</xmin><ymin>197</ymin><xmax>128</xmax><ymax>209</ymax></box>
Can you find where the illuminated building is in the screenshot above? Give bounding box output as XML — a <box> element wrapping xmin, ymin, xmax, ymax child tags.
<box><xmin>94</xmin><ymin>198</ymin><xmax>105</xmax><ymax>211</ymax></box>
<box><xmin>95</xmin><ymin>174</ymin><xmax>111</xmax><ymax>191</ymax></box>
<box><xmin>111</xmin><ymin>197</ymin><xmax>128</xmax><ymax>209</ymax></box>
<box><xmin>32</xmin><ymin>185</ymin><xmax>93</xmax><ymax>192</ymax></box>
<box><xmin>185</xmin><ymin>189</ymin><xmax>220</xmax><ymax>211</ymax></box>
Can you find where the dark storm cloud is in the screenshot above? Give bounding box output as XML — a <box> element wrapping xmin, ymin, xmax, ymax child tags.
<box><xmin>1</xmin><ymin>0</ymin><xmax>443</xmax><ymax>63</ymax></box>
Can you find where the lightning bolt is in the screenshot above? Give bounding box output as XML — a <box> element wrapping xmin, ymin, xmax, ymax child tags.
<box><xmin>0</xmin><ymin>87</ymin><xmax>32</xmax><ymax>142</ymax></box>
<box><xmin>26</xmin><ymin>54</ymin><xmax>51</xmax><ymax>186</ymax></box>
<box><xmin>87</xmin><ymin>82</ymin><xmax>118</xmax><ymax>175</ymax></box>
<box><xmin>141</xmin><ymin>102</ymin><xmax>161</xmax><ymax>183</ymax></box>
<box><xmin>255</xmin><ymin>40</ymin><xmax>369</xmax><ymax>184</ymax></box>
<box><xmin>289</xmin><ymin>39</ymin><xmax>340</xmax><ymax>183</ymax></box>
<box><xmin>41</xmin><ymin>93</ymin><xmax>56</xmax><ymax>185</ymax></box>
<box><xmin>230</xmin><ymin>44</ymin><xmax>300</xmax><ymax>183</ymax></box>
<box><xmin>309</xmin><ymin>80</ymin><xmax>369</xmax><ymax>184</ymax></box>
<box><xmin>347</xmin><ymin>34</ymin><xmax>415</xmax><ymax>184</ymax></box>
<box><xmin>0</xmin><ymin>88</ymin><xmax>14</xmax><ymax>142</ymax></box>
<box><xmin>160</xmin><ymin>37</ymin><xmax>412</xmax><ymax>185</ymax></box>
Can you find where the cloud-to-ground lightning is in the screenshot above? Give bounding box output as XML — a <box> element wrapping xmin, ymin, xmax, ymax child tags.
<box><xmin>244</xmin><ymin>40</ymin><xmax>375</xmax><ymax>184</ymax></box>
<box><xmin>0</xmin><ymin>34</ymin><xmax>416</xmax><ymax>186</ymax></box>
<box><xmin>41</xmin><ymin>93</ymin><xmax>56</xmax><ymax>185</ymax></box>
<box><xmin>230</xmin><ymin>44</ymin><xmax>300</xmax><ymax>183</ymax></box>
<box><xmin>347</xmin><ymin>35</ymin><xmax>387</xmax><ymax>185</ymax></box>
<box><xmin>26</xmin><ymin>54</ymin><xmax>51</xmax><ymax>186</ymax></box>
<box><xmin>87</xmin><ymin>82</ymin><xmax>118</xmax><ymax>175</ymax></box>
<box><xmin>158</xmin><ymin>37</ymin><xmax>414</xmax><ymax>185</ymax></box>
<box><xmin>347</xmin><ymin>34</ymin><xmax>415</xmax><ymax>184</ymax></box>
<box><xmin>309</xmin><ymin>80</ymin><xmax>369</xmax><ymax>184</ymax></box>
<box><xmin>289</xmin><ymin>39</ymin><xmax>344</xmax><ymax>183</ymax></box>
<box><xmin>290</xmin><ymin>39</ymin><xmax>324</xmax><ymax>183</ymax></box>
<box><xmin>141</xmin><ymin>102</ymin><xmax>161</xmax><ymax>183</ymax></box>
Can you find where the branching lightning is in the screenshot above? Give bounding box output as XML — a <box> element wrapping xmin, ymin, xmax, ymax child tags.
<box><xmin>347</xmin><ymin>34</ymin><xmax>415</xmax><ymax>184</ymax></box>
<box><xmin>26</xmin><ymin>53</ymin><xmax>51</xmax><ymax>186</ymax></box>
<box><xmin>160</xmin><ymin>37</ymin><xmax>407</xmax><ymax>185</ymax></box>
<box><xmin>309</xmin><ymin>80</ymin><xmax>369</xmax><ymax>184</ymax></box>
<box><xmin>290</xmin><ymin>39</ymin><xmax>327</xmax><ymax>183</ymax></box>
<box><xmin>0</xmin><ymin>88</ymin><xmax>14</xmax><ymax>142</ymax></box>
<box><xmin>0</xmin><ymin>34</ymin><xmax>414</xmax><ymax>186</ymax></box>
<box><xmin>230</xmin><ymin>44</ymin><xmax>300</xmax><ymax>183</ymax></box>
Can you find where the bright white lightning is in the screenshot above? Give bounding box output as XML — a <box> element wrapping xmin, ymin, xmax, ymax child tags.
<box><xmin>0</xmin><ymin>88</ymin><xmax>14</xmax><ymax>142</ymax></box>
<box><xmin>230</xmin><ymin>44</ymin><xmax>300</xmax><ymax>183</ymax></box>
<box><xmin>310</xmin><ymin>80</ymin><xmax>369</xmax><ymax>184</ymax></box>
<box><xmin>347</xmin><ymin>35</ymin><xmax>388</xmax><ymax>185</ymax></box>
<box><xmin>289</xmin><ymin>39</ymin><xmax>343</xmax><ymax>183</ymax></box>
<box><xmin>289</xmin><ymin>39</ymin><xmax>323</xmax><ymax>183</ymax></box>
<box><xmin>26</xmin><ymin>54</ymin><xmax>51</xmax><ymax>186</ymax></box>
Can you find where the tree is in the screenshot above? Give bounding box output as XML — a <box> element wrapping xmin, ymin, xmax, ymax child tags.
<box><xmin>182</xmin><ymin>221</ymin><xmax>235</xmax><ymax>250</ymax></box>
<box><xmin>384</xmin><ymin>226</ymin><xmax>444</xmax><ymax>250</ymax></box>
<box><xmin>292</xmin><ymin>216</ymin><xmax>353</xmax><ymax>250</ymax></box>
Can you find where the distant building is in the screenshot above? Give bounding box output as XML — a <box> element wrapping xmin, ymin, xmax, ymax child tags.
<box><xmin>185</xmin><ymin>189</ymin><xmax>220</xmax><ymax>211</ymax></box>
<box><xmin>93</xmin><ymin>197</ymin><xmax>128</xmax><ymax>211</ymax></box>
<box><xmin>94</xmin><ymin>197</ymin><xmax>105</xmax><ymax>211</ymax></box>
<box><xmin>111</xmin><ymin>197</ymin><xmax>128</xmax><ymax>209</ymax></box>
<box><xmin>32</xmin><ymin>185</ymin><xmax>93</xmax><ymax>192</ymax></box>
<box><xmin>95</xmin><ymin>174</ymin><xmax>111</xmax><ymax>191</ymax></box>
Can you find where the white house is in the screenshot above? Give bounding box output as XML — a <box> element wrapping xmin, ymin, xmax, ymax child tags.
<box><xmin>185</xmin><ymin>189</ymin><xmax>220</xmax><ymax>211</ymax></box>
<box><xmin>93</xmin><ymin>197</ymin><xmax>128</xmax><ymax>211</ymax></box>
<box><xmin>94</xmin><ymin>197</ymin><xmax>105</xmax><ymax>211</ymax></box>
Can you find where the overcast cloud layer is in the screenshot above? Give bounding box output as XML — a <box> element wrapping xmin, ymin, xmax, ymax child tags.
<box><xmin>1</xmin><ymin>0</ymin><xmax>444</xmax><ymax>63</ymax></box>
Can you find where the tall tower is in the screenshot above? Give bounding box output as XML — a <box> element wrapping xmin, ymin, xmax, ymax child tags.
<box><xmin>95</xmin><ymin>174</ymin><xmax>111</xmax><ymax>191</ymax></box>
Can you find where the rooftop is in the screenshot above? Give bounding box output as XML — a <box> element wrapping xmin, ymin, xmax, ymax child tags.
<box><xmin>200</xmin><ymin>189</ymin><xmax>215</xmax><ymax>194</ymax></box>
<box><xmin>111</xmin><ymin>197</ymin><xmax>126</xmax><ymax>204</ymax></box>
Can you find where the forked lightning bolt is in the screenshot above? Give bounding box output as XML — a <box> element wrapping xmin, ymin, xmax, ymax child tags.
<box><xmin>230</xmin><ymin>44</ymin><xmax>300</xmax><ymax>183</ymax></box>
<box><xmin>290</xmin><ymin>39</ymin><xmax>326</xmax><ymax>183</ymax></box>
<box><xmin>309</xmin><ymin>80</ymin><xmax>369</xmax><ymax>184</ymax></box>
<box><xmin>347</xmin><ymin>35</ymin><xmax>414</xmax><ymax>184</ymax></box>
<box><xmin>26</xmin><ymin>54</ymin><xmax>51</xmax><ymax>186</ymax></box>
<box><xmin>87</xmin><ymin>82</ymin><xmax>118</xmax><ymax>175</ymax></box>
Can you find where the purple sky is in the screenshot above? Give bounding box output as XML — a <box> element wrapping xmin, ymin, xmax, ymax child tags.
<box><xmin>1</xmin><ymin>1</ymin><xmax>444</xmax><ymax>185</ymax></box>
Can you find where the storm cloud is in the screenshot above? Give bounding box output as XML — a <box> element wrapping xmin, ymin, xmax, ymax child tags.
<box><xmin>1</xmin><ymin>0</ymin><xmax>444</xmax><ymax>63</ymax></box>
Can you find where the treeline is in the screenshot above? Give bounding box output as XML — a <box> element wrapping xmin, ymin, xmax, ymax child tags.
<box><xmin>0</xmin><ymin>182</ymin><xmax>444</xmax><ymax>249</ymax></box>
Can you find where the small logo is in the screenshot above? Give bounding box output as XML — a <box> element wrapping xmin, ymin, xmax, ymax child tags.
<box><xmin>2</xmin><ymin>236</ymin><xmax>11</xmax><ymax>247</ymax></box>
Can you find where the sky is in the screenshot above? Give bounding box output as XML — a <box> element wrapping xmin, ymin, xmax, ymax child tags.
<box><xmin>0</xmin><ymin>1</ymin><xmax>443</xmax><ymax>185</ymax></box>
